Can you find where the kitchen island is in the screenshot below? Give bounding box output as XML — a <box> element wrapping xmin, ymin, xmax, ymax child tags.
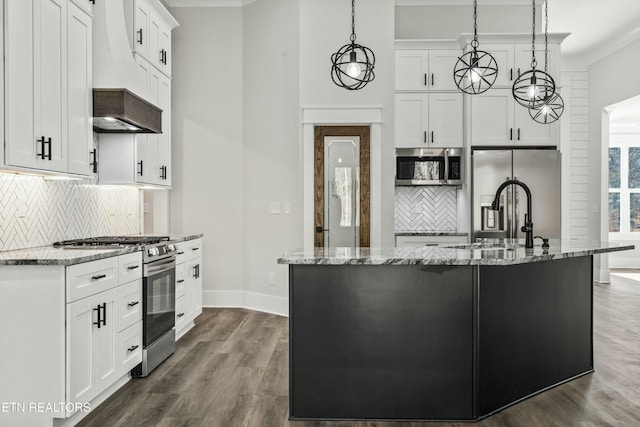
<box><xmin>278</xmin><ymin>241</ymin><xmax>634</xmax><ymax>421</ymax></box>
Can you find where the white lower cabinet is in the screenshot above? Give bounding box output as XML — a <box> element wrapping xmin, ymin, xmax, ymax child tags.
<box><xmin>175</xmin><ymin>238</ymin><xmax>203</xmax><ymax>340</ymax></box>
<box><xmin>67</xmin><ymin>288</ymin><xmax>118</xmax><ymax>406</ymax></box>
<box><xmin>117</xmin><ymin>322</ymin><xmax>143</xmax><ymax>376</ymax></box>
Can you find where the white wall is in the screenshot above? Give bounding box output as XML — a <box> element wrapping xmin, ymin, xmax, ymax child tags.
<box><xmin>169</xmin><ymin>7</ymin><xmax>245</xmax><ymax>299</ymax></box>
<box><xmin>588</xmin><ymin>38</ymin><xmax>640</xmax><ymax>279</ymax></box>
<box><xmin>300</xmin><ymin>0</ymin><xmax>396</xmax><ymax>248</ymax></box>
<box><xmin>395</xmin><ymin>5</ymin><xmax>540</xmax><ymax>39</ymax></box>
<box><xmin>242</xmin><ymin>0</ymin><xmax>300</xmax><ymax>315</ymax></box>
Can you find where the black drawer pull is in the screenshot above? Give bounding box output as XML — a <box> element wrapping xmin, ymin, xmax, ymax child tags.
<box><xmin>137</xmin><ymin>28</ymin><xmax>143</xmax><ymax>45</ymax></box>
<box><xmin>177</xmin><ymin>279</ymin><xmax>185</xmax><ymax>283</ymax></box>
<box><xmin>37</xmin><ymin>136</ymin><xmax>46</xmax><ymax>159</ymax></box>
<box><xmin>93</xmin><ymin>303</ymin><xmax>106</xmax><ymax>328</ymax></box>
<box><xmin>128</xmin><ymin>345</ymin><xmax>139</xmax><ymax>352</ymax></box>
<box><xmin>93</xmin><ymin>306</ymin><xmax>101</xmax><ymax>328</ymax></box>
<box><xmin>128</xmin><ymin>301</ymin><xmax>139</xmax><ymax>307</ymax></box>
<box><xmin>127</xmin><ymin>265</ymin><xmax>140</xmax><ymax>270</ymax></box>
<box><xmin>177</xmin><ymin>251</ymin><xmax>184</xmax><ymax>255</ymax></box>
<box><xmin>192</xmin><ymin>247</ymin><xmax>200</xmax><ymax>251</ymax></box>
<box><xmin>91</xmin><ymin>274</ymin><xmax>106</xmax><ymax>280</ymax></box>
<box><xmin>177</xmin><ymin>313</ymin><xmax>185</xmax><ymax>318</ymax></box>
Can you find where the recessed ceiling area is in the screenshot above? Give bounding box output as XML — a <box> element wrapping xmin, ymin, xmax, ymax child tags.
<box><xmin>165</xmin><ymin>0</ymin><xmax>640</xmax><ymax>66</ymax></box>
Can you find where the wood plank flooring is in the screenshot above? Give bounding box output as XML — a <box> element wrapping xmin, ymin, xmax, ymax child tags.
<box><xmin>79</xmin><ymin>276</ymin><xmax>640</xmax><ymax>427</ymax></box>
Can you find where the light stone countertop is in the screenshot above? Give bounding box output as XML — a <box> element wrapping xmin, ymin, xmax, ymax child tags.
<box><xmin>0</xmin><ymin>245</ymin><xmax>141</xmax><ymax>266</ymax></box>
<box><xmin>278</xmin><ymin>240</ymin><xmax>635</xmax><ymax>266</ymax></box>
<box><xmin>168</xmin><ymin>233</ymin><xmax>203</xmax><ymax>242</ymax></box>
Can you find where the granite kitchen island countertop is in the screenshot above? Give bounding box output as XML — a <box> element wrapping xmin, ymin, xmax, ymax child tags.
<box><xmin>0</xmin><ymin>245</ymin><xmax>141</xmax><ymax>266</ymax></box>
<box><xmin>278</xmin><ymin>240</ymin><xmax>634</xmax><ymax>266</ymax></box>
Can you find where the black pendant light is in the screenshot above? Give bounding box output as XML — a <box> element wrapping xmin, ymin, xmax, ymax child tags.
<box><xmin>512</xmin><ymin>0</ymin><xmax>555</xmax><ymax>109</ymax></box>
<box><xmin>330</xmin><ymin>0</ymin><xmax>375</xmax><ymax>90</ymax></box>
<box><xmin>453</xmin><ymin>0</ymin><xmax>498</xmax><ymax>94</ymax></box>
<box><xmin>529</xmin><ymin>0</ymin><xmax>564</xmax><ymax>124</ymax></box>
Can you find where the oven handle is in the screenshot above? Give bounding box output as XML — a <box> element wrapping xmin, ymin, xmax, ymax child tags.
<box><xmin>145</xmin><ymin>258</ymin><xmax>176</xmax><ymax>276</ymax></box>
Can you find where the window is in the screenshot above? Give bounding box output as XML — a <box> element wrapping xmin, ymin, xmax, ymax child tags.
<box><xmin>609</xmin><ymin>143</ymin><xmax>640</xmax><ymax>233</ymax></box>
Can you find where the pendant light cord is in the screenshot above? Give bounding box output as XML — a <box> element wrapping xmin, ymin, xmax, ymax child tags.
<box><xmin>471</xmin><ymin>0</ymin><xmax>479</xmax><ymax>49</ymax></box>
<box><xmin>544</xmin><ymin>0</ymin><xmax>549</xmax><ymax>74</ymax></box>
<box><xmin>350</xmin><ymin>0</ymin><xmax>356</xmax><ymax>43</ymax></box>
<box><xmin>531</xmin><ymin>0</ymin><xmax>537</xmax><ymax>69</ymax></box>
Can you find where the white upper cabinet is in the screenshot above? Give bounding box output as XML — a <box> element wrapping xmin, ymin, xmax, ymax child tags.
<box><xmin>5</xmin><ymin>0</ymin><xmax>93</xmax><ymax>176</ymax></box>
<box><xmin>470</xmin><ymin>89</ymin><xmax>557</xmax><ymax>147</ymax></box>
<box><xmin>395</xmin><ymin>49</ymin><xmax>460</xmax><ymax>91</ymax></box>
<box><xmin>395</xmin><ymin>93</ymin><xmax>463</xmax><ymax>148</ymax></box>
<box><xmin>69</xmin><ymin>0</ymin><xmax>93</xmax><ymax>16</ymax></box>
<box><xmin>131</xmin><ymin>0</ymin><xmax>178</xmax><ymax>78</ymax></box>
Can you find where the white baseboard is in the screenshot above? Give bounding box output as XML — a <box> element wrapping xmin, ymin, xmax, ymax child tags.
<box><xmin>594</xmin><ymin>268</ymin><xmax>611</xmax><ymax>284</ymax></box>
<box><xmin>203</xmin><ymin>290</ymin><xmax>288</xmax><ymax>317</ymax></box>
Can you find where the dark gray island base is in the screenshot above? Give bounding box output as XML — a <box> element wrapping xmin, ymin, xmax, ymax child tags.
<box><xmin>279</xmin><ymin>242</ymin><xmax>634</xmax><ymax>421</ymax></box>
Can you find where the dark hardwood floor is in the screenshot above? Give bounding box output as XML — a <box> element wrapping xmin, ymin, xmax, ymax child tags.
<box><xmin>79</xmin><ymin>276</ymin><xmax>640</xmax><ymax>427</ymax></box>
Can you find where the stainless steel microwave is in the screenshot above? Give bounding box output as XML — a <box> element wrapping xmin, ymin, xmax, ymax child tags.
<box><xmin>395</xmin><ymin>148</ymin><xmax>463</xmax><ymax>186</ymax></box>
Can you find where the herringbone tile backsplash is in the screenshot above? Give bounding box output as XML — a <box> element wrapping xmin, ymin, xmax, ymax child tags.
<box><xmin>0</xmin><ymin>172</ymin><xmax>140</xmax><ymax>251</ymax></box>
<box><xmin>395</xmin><ymin>186</ymin><xmax>457</xmax><ymax>232</ymax></box>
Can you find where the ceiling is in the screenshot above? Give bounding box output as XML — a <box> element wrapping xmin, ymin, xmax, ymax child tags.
<box><xmin>164</xmin><ymin>0</ymin><xmax>640</xmax><ymax>65</ymax></box>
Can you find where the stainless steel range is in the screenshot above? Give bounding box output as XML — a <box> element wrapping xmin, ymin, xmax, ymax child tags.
<box><xmin>54</xmin><ymin>236</ymin><xmax>177</xmax><ymax>377</ymax></box>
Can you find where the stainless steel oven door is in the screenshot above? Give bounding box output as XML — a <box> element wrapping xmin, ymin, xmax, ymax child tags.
<box><xmin>143</xmin><ymin>257</ymin><xmax>176</xmax><ymax>347</ymax></box>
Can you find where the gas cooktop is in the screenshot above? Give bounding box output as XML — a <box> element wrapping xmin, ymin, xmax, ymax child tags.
<box><xmin>53</xmin><ymin>236</ymin><xmax>170</xmax><ymax>248</ymax></box>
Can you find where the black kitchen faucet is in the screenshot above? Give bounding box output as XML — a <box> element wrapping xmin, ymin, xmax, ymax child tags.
<box><xmin>491</xmin><ymin>178</ymin><xmax>534</xmax><ymax>249</ymax></box>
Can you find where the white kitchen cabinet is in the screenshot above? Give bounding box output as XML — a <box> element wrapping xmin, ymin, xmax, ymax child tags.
<box><xmin>130</xmin><ymin>0</ymin><xmax>177</xmax><ymax>78</ymax></box>
<box><xmin>4</xmin><ymin>0</ymin><xmax>93</xmax><ymax>176</ymax></box>
<box><xmin>67</xmin><ymin>287</ymin><xmax>118</xmax><ymax>405</ymax></box>
<box><xmin>395</xmin><ymin>234</ymin><xmax>468</xmax><ymax>247</ymax></box>
<box><xmin>470</xmin><ymin>89</ymin><xmax>557</xmax><ymax>147</ymax></box>
<box><xmin>395</xmin><ymin>49</ymin><xmax>460</xmax><ymax>91</ymax></box>
<box><xmin>395</xmin><ymin>93</ymin><xmax>463</xmax><ymax>148</ymax></box>
<box><xmin>458</xmin><ymin>34</ymin><xmax>566</xmax><ymax>89</ymax></box>
<box><xmin>70</xmin><ymin>0</ymin><xmax>93</xmax><ymax>15</ymax></box>
<box><xmin>175</xmin><ymin>238</ymin><xmax>203</xmax><ymax>340</ymax></box>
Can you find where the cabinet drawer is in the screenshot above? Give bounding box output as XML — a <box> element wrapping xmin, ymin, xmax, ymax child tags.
<box><xmin>67</xmin><ymin>257</ymin><xmax>118</xmax><ymax>303</ymax></box>
<box><xmin>185</xmin><ymin>239</ymin><xmax>202</xmax><ymax>260</ymax></box>
<box><xmin>175</xmin><ymin>241</ymin><xmax>186</xmax><ymax>265</ymax></box>
<box><xmin>117</xmin><ymin>321</ymin><xmax>142</xmax><ymax>376</ymax></box>
<box><xmin>176</xmin><ymin>262</ymin><xmax>186</xmax><ymax>298</ymax></box>
<box><xmin>118</xmin><ymin>279</ymin><xmax>143</xmax><ymax>332</ymax></box>
<box><xmin>175</xmin><ymin>295</ymin><xmax>187</xmax><ymax>330</ymax></box>
<box><xmin>119</xmin><ymin>252</ymin><xmax>143</xmax><ymax>284</ymax></box>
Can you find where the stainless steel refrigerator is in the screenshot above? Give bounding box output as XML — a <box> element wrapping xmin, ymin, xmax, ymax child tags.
<box><xmin>472</xmin><ymin>148</ymin><xmax>561</xmax><ymax>242</ymax></box>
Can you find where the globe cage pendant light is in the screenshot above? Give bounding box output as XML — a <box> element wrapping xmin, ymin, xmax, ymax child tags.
<box><xmin>330</xmin><ymin>0</ymin><xmax>375</xmax><ymax>90</ymax></box>
<box><xmin>529</xmin><ymin>0</ymin><xmax>564</xmax><ymax>124</ymax></box>
<box><xmin>453</xmin><ymin>0</ymin><xmax>498</xmax><ymax>94</ymax></box>
<box><xmin>512</xmin><ymin>0</ymin><xmax>555</xmax><ymax>109</ymax></box>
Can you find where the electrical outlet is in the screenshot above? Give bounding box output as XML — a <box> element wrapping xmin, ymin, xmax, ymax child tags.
<box><xmin>269</xmin><ymin>202</ymin><xmax>280</xmax><ymax>215</ymax></box>
<box><xmin>268</xmin><ymin>272</ymin><xmax>276</xmax><ymax>285</ymax></box>
<box><xmin>284</xmin><ymin>202</ymin><xmax>291</xmax><ymax>214</ymax></box>
<box><xmin>15</xmin><ymin>197</ymin><xmax>26</xmax><ymax>219</ymax></box>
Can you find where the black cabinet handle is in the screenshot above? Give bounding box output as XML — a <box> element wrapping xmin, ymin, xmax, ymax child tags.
<box><xmin>163</xmin><ymin>50</ymin><xmax>167</xmax><ymax>64</ymax></box>
<box><xmin>431</xmin><ymin>73</ymin><xmax>434</xmax><ymax>86</ymax></box>
<box><xmin>128</xmin><ymin>345</ymin><xmax>139</xmax><ymax>352</ymax></box>
<box><xmin>424</xmin><ymin>73</ymin><xmax>427</xmax><ymax>86</ymax></box>
<box><xmin>177</xmin><ymin>279</ymin><xmax>185</xmax><ymax>283</ymax></box>
<box><xmin>517</xmin><ymin>128</ymin><xmax>521</xmax><ymax>141</ymax></box>
<box><xmin>177</xmin><ymin>313</ymin><xmax>185</xmax><ymax>318</ymax></box>
<box><xmin>138</xmin><ymin>160</ymin><xmax>144</xmax><ymax>176</ymax></box>
<box><xmin>431</xmin><ymin>131</ymin><xmax>434</xmax><ymax>143</ymax></box>
<box><xmin>177</xmin><ymin>251</ymin><xmax>184</xmax><ymax>255</ymax></box>
<box><xmin>45</xmin><ymin>138</ymin><xmax>52</xmax><ymax>160</ymax></box>
<box><xmin>128</xmin><ymin>301</ymin><xmax>139</xmax><ymax>307</ymax></box>
<box><xmin>160</xmin><ymin>49</ymin><xmax>164</xmax><ymax>63</ymax></box>
<box><xmin>91</xmin><ymin>274</ymin><xmax>106</xmax><ymax>280</ymax></box>
<box><xmin>37</xmin><ymin>136</ymin><xmax>46</xmax><ymax>159</ymax></box>
<box><xmin>194</xmin><ymin>264</ymin><xmax>200</xmax><ymax>279</ymax></box>
<box><xmin>423</xmin><ymin>131</ymin><xmax>427</xmax><ymax>143</ymax></box>
<box><xmin>510</xmin><ymin>128</ymin><xmax>513</xmax><ymax>141</ymax></box>
<box><xmin>517</xmin><ymin>68</ymin><xmax>521</xmax><ymax>78</ymax></box>
<box><xmin>91</xmin><ymin>149</ymin><xmax>97</xmax><ymax>173</ymax></box>
<box><xmin>127</xmin><ymin>265</ymin><xmax>140</xmax><ymax>270</ymax></box>
<box><xmin>93</xmin><ymin>305</ymin><xmax>102</xmax><ymax>328</ymax></box>
<box><xmin>93</xmin><ymin>303</ymin><xmax>106</xmax><ymax>328</ymax></box>
<box><xmin>137</xmin><ymin>28</ymin><xmax>143</xmax><ymax>45</ymax></box>
<box><xmin>510</xmin><ymin>68</ymin><xmax>513</xmax><ymax>81</ymax></box>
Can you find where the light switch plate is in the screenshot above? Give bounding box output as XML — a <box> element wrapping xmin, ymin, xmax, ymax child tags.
<box><xmin>269</xmin><ymin>202</ymin><xmax>280</xmax><ymax>215</ymax></box>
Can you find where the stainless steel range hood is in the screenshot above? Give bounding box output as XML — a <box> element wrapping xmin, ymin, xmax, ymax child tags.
<box><xmin>93</xmin><ymin>89</ymin><xmax>162</xmax><ymax>133</ymax></box>
<box><xmin>92</xmin><ymin>0</ymin><xmax>161</xmax><ymax>134</ymax></box>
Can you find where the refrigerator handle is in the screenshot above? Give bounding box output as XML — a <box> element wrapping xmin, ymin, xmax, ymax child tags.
<box><xmin>506</xmin><ymin>179</ymin><xmax>512</xmax><ymax>239</ymax></box>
